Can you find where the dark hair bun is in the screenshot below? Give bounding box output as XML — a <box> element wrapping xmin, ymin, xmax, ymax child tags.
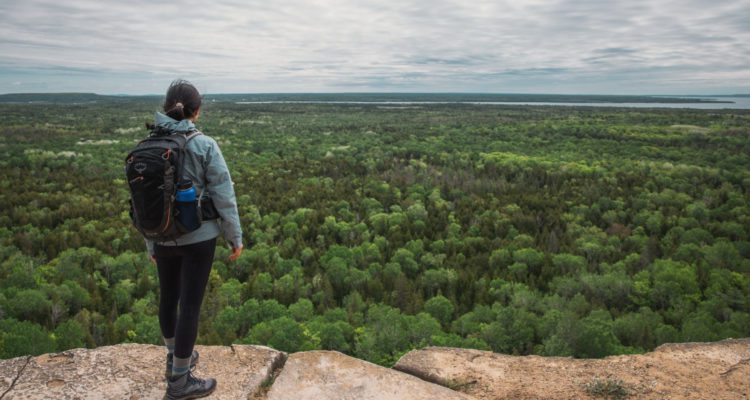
<box><xmin>164</xmin><ymin>80</ymin><xmax>201</xmax><ymax>121</ymax></box>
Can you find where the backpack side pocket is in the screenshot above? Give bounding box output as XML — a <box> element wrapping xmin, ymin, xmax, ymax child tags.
<box><xmin>175</xmin><ymin>199</ymin><xmax>201</xmax><ymax>233</ymax></box>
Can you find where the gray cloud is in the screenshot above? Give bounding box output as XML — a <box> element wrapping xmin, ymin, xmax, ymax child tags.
<box><xmin>0</xmin><ymin>0</ymin><xmax>748</xmax><ymax>94</ymax></box>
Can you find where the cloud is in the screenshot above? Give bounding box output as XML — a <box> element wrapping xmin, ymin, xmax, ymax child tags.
<box><xmin>0</xmin><ymin>0</ymin><xmax>748</xmax><ymax>94</ymax></box>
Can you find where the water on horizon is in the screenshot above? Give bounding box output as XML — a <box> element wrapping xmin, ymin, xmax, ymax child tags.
<box><xmin>235</xmin><ymin>97</ymin><xmax>750</xmax><ymax>109</ymax></box>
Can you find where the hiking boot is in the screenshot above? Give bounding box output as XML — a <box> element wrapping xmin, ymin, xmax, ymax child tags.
<box><xmin>165</xmin><ymin>370</ymin><xmax>217</xmax><ymax>400</ymax></box>
<box><xmin>165</xmin><ymin>350</ymin><xmax>199</xmax><ymax>379</ymax></box>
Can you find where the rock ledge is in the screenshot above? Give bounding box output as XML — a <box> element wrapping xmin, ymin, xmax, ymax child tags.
<box><xmin>394</xmin><ymin>338</ymin><xmax>750</xmax><ymax>399</ymax></box>
<box><xmin>2</xmin><ymin>338</ymin><xmax>749</xmax><ymax>399</ymax></box>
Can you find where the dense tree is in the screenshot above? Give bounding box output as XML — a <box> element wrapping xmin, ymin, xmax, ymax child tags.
<box><xmin>1</xmin><ymin>100</ymin><xmax>748</xmax><ymax>365</ymax></box>
<box><xmin>424</xmin><ymin>295</ymin><xmax>455</xmax><ymax>327</ymax></box>
<box><xmin>54</xmin><ymin>319</ymin><xmax>87</xmax><ymax>351</ymax></box>
<box><xmin>241</xmin><ymin>316</ymin><xmax>314</xmax><ymax>352</ymax></box>
<box><xmin>0</xmin><ymin>318</ymin><xmax>56</xmax><ymax>358</ymax></box>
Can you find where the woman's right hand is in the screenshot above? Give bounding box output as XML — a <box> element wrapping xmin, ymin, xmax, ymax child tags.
<box><xmin>229</xmin><ymin>245</ymin><xmax>243</xmax><ymax>262</ymax></box>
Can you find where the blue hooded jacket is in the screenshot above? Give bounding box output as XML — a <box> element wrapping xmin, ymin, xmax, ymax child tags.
<box><xmin>145</xmin><ymin>112</ymin><xmax>243</xmax><ymax>254</ymax></box>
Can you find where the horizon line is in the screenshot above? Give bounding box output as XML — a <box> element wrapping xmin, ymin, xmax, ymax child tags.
<box><xmin>1</xmin><ymin>91</ymin><xmax>748</xmax><ymax>97</ymax></box>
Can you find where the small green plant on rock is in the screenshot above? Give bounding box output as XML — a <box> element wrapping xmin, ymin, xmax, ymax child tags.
<box><xmin>443</xmin><ymin>378</ymin><xmax>477</xmax><ymax>391</ymax></box>
<box><xmin>583</xmin><ymin>378</ymin><xmax>630</xmax><ymax>400</ymax></box>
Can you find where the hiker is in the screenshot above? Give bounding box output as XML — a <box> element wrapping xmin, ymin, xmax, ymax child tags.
<box><xmin>129</xmin><ymin>79</ymin><xmax>243</xmax><ymax>399</ymax></box>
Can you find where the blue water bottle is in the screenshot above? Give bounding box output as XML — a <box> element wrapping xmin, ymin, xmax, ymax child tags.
<box><xmin>176</xmin><ymin>180</ymin><xmax>200</xmax><ymax>232</ymax></box>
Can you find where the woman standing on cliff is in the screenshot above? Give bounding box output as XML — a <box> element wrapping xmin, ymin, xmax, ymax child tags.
<box><xmin>144</xmin><ymin>80</ymin><xmax>243</xmax><ymax>399</ymax></box>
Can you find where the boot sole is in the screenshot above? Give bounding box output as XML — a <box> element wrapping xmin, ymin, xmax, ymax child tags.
<box><xmin>164</xmin><ymin>384</ymin><xmax>216</xmax><ymax>400</ymax></box>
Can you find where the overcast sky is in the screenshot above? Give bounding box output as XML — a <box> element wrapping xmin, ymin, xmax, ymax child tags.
<box><xmin>1</xmin><ymin>0</ymin><xmax>748</xmax><ymax>94</ymax></box>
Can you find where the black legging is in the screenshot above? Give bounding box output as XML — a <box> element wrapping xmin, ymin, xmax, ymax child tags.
<box><xmin>154</xmin><ymin>238</ymin><xmax>216</xmax><ymax>359</ymax></box>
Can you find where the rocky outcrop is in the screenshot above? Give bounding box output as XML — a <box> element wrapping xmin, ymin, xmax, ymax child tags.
<box><xmin>1</xmin><ymin>339</ymin><xmax>749</xmax><ymax>399</ymax></box>
<box><xmin>0</xmin><ymin>344</ymin><xmax>284</xmax><ymax>400</ymax></box>
<box><xmin>0</xmin><ymin>344</ymin><xmax>471</xmax><ymax>400</ymax></box>
<box><xmin>266</xmin><ymin>351</ymin><xmax>474</xmax><ymax>400</ymax></box>
<box><xmin>394</xmin><ymin>338</ymin><xmax>750</xmax><ymax>400</ymax></box>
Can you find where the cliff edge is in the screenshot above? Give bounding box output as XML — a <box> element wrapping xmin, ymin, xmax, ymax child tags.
<box><xmin>395</xmin><ymin>338</ymin><xmax>750</xmax><ymax>399</ymax></box>
<box><xmin>0</xmin><ymin>338</ymin><xmax>748</xmax><ymax>399</ymax></box>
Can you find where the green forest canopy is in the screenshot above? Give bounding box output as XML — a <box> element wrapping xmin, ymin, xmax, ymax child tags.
<box><xmin>0</xmin><ymin>100</ymin><xmax>748</xmax><ymax>366</ymax></box>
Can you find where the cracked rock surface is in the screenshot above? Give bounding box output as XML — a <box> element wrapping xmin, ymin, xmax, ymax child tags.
<box><xmin>3</xmin><ymin>339</ymin><xmax>748</xmax><ymax>399</ymax></box>
<box><xmin>0</xmin><ymin>344</ymin><xmax>284</xmax><ymax>400</ymax></box>
<box><xmin>394</xmin><ymin>338</ymin><xmax>750</xmax><ymax>400</ymax></box>
<box><xmin>266</xmin><ymin>350</ymin><xmax>475</xmax><ymax>400</ymax></box>
<box><xmin>0</xmin><ymin>356</ymin><xmax>30</xmax><ymax>400</ymax></box>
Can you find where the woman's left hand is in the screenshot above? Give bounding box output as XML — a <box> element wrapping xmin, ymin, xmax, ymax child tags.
<box><xmin>229</xmin><ymin>245</ymin><xmax>243</xmax><ymax>262</ymax></box>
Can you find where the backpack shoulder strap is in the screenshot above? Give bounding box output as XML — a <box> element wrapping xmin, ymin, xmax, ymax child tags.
<box><xmin>176</xmin><ymin>129</ymin><xmax>204</xmax><ymax>182</ymax></box>
<box><xmin>185</xmin><ymin>129</ymin><xmax>203</xmax><ymax>142</ymax></box>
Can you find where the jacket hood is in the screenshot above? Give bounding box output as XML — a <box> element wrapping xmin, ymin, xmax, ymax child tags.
<box><xmin>154</xmin><ymin>112</ymin><xmax>196</xmax><ymax>133</ymax></box>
